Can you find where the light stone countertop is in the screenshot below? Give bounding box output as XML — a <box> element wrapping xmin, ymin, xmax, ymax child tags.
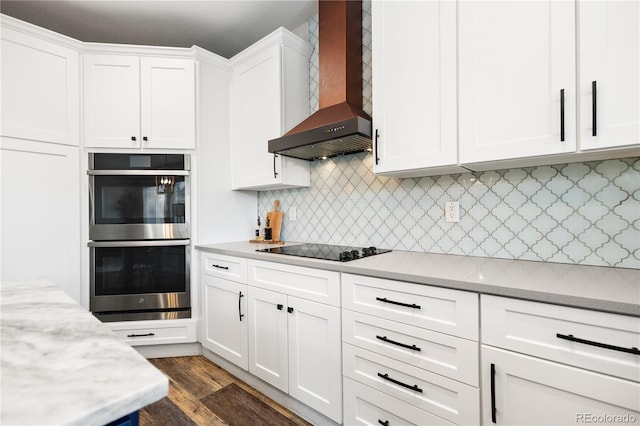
<box><xmin>196</xmin><ymin>241</ymin><xmax>640</xmax><ymax>317</ymax></box>
<box><xmin>0</xmin><ymin>279</ymin><xmax>168</xmax><ymax>426</ymax></box>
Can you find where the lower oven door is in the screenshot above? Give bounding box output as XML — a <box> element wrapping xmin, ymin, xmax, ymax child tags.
<box><xmin>89</xmin><ymin>239</ymin><xmax>191</xmax><ymax>321</ymax></box>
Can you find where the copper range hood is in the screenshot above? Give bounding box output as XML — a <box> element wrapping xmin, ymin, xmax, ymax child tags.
<box><xmin>268</xmin><ymin>0</ymin><xmax>372</xmax><ymax>161</ymax></box>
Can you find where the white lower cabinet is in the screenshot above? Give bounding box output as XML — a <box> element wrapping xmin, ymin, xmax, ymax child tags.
<box><xmin>201</xmin><ymin>274</ymin><xmax>248</xmax><ymax>370</ymax></box>
<box><xmin>341</xmin><ymin>274</ymin><xmax>480</xmax><ymax>425</ymax></box>
<box><xmin>107</xmin><ymin>319</ymin><xmax>197</xmax><ymax>346</ymax></box>
<box><xmin>481</xmin><ymin>295</ymin><xmax>640</xmax><ymax>425</ymax></box>
<box><xmin>247</xmin><ymin>260</ymin><xmax>343</xmax><ymax>423</ymax></box>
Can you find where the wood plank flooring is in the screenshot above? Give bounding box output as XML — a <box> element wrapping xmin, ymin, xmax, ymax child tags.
<box><xmin>140</xmin><ymin>356</ymin><xmax>312</xmax><ymax>426</ymax></box>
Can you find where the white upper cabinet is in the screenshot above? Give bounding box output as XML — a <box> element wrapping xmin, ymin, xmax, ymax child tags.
<box><xmin>1</xmin><ymin>22</ymin><xmax>80</xmax><ymax>146</ymax></box>
<box><xmin>458</xmin><ymin>1</ymin><xmax>577</xmax><ymax>164</ymax></box>
<box><xmin>578</xmin><ymin>0</ymin><xmax>639</xmax><ymax>151</ymax></box>
<box><xmin>372</xmin><ymin>0</ymin><xmax>464</xmax><ymax>178</ymax></box>
<box><xmin>229</xmin><ymin>28</ymin><xmax>312</xmax><ymax>190</ymax></box>
<box><xmin>84</xmin><ymin>54</ymin><xmax>195</xmax><ymax>150</ymax></box>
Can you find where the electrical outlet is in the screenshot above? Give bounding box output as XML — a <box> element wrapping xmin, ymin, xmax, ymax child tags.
<box><xmin>445</xmin><ymin>201</ymin><xmax>460</xmax><ymax>223</ymax></box>
<box><xmin>289</xmin><ymin>206</ymin><xmax>297</xmax><ymax>222</ymax></box>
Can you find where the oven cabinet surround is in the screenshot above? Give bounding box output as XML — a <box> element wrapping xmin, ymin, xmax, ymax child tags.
<box><xmin>371</xmin><ymin>0</ymin><xmax>466</xmax><ymax>178</ymax></box>
<box><xmin>229</xmin><ymin>28</ymin><xmax>312</xmax><ymax>191</ymax></box>
<box><xmin>341</xmin><ymin>273</ymin><xmax>480</xmax><ymax>425</ymax></box>
<box><xmin>83</xmin><ymin>52</ymin><xmax>195</xmax><ymax>150</ymax></box>
<box><xmin>0</xmin><ymin>15</ymin><xmax>82</xmax><ymax>302</ymax></box>
<box><xmin>481</xmin><ymin>295</ymin><xmax>640</xmax><ymax>425</ymax></box>
<box><xmin>458</xmin><ymin>0</ymin><xmax>639</xmax><ymax>169</ymax></box>
<box><xmin>247</xmin><ymin>260</ymin><xmax>343</xmax><ymax>423</ymax></box>
<box><xmin>200</xmin><ymin>252</ymin><xmax>249</xmax><ymax>370</ymax></box>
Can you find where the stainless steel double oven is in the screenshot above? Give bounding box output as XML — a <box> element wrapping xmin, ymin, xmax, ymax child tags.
<box><xmin>88</xmin><ymin>153</ymin><xmax>191</xmax><ymax>322</ymax></box>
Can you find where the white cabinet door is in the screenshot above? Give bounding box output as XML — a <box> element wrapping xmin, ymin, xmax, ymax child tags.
<box><xmin>248</xmin><ymin>286</ymin><xmax>288</xmax><ymax>392</ymax></box>
<box><xmin>84</xmin><ymin>54</ymin><xmax>195</xmax><ymax>150</ymax></box>
<box><xmin>230</xmin><ymin>29</ymin><xmax>311</xmax><ymax>190</ymax></box>
<box><xmin>459</xmin><ymin>1</ymin><xmax>576</xmax><ymax>164</ymax></box>
<box><xmin>84</xmin><ymin>54</ymin><xmax>141</xmax><ymax>149</ymax></box>
<box><xmin>579</xmin><ymin>0</ymin><xmax>639</xmax><ymax>150</ymax></box>
<box><xmin>482</xmin><ymin>346</ymin><xmax>640</xmax><ymax>425</ymax></box>
<box><xmin>1</xmin><ymin>27</ymin><xmax>79</xmax><ymax>146</ymax></box>
<box><xmin>140</xmin><ymin>57</ymin><xmax>195</xmax><ymax>150</ymax></box>
<box><xmin>372</xmin><ymin>0</ymin><xmax>463</xmax><ymax>177</ymax></box>
<box><xmin>202</xmin><ymin>275</ymin><xmax>248</xmax><ymax>370</ymax></box>
<box><xmin>288</xmin><ymin>296</ymin><xmax>342</xmax><ymax>423</ymax></box>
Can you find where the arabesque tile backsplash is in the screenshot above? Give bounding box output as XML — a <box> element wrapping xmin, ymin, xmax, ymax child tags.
<box><xmin>259</xmin><ymin>2</ymin><xmax>639</xmax><ymax>269</ymax></box>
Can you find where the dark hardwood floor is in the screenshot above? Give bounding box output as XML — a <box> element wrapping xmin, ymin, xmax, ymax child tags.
<box><xmin>140</xmin><ymin>356</ymin><xmax>312</xmax><ymax>426</ymax></box>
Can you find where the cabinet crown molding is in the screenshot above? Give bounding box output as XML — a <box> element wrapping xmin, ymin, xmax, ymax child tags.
<box><xmin>229</xmin><ymin>26</ymin><xmax>312</xmax><ymax>67</ymax></box>
<box><xmin>1</xmin><ymin>13</ymin><xmax>83</xmax><ymax>51</ymax></box>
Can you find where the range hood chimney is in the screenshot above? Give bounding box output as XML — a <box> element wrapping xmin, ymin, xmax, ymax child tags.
<box><xmin>268</xmin><ymin>0</ymin><xmax>372</xmax><ymax>161</ymax></box>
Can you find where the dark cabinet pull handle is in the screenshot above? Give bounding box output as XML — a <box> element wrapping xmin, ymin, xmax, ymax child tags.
<box><xmin>287</xmin><ymin>306</ymin><xmax>294</xmax><ymax>313</ymax></box>
<box><xmin>127</xmin><ymin>332</ymin><xmax>154</xmax><ymax>338</ymax></box>
<box><xmin>378</xmin><ymin>420</ymin><xmax>389</xmax><ymax>426</ymax></box>
<box><xmin>556</xmin><ymin>333</ymin><xmax>640</xmax><ymax>355</ymax></box>
<box><xmin>375</xmin><ymin>297</ymin><xmax>421</xmax><ymax>310</ymax></box>
<box><xmin>377</xmin><ymin>372</ymin><xmax>423</xmax><ymax>393</ymax></box>
<box><xmin>376</xmin><ymin>335</ymin><xmax>421</xmax><ymax>352</ymax></box>
<box><xmin>560</xmin><ymin>88</ymin><xmax>565</xmax><ymax>142</ymax></box>
<box><xmin>273</xmin><ymin>154</ymin><xmax>279</xmax><ymax>178</ymax></box>
<box><xmin>131</xmin><ymin>136</ymin><xmax>137</xmax><ymax>141</ymax></box>
<box><xmin>491</xmin><ymin>363</ymin><xmax>497</xmax><ymax>423</ymax></box>
<box><xmin>592</xmin><ymin>80</ymin><xmax>597</xmax><ymax>137</ymax></box>
<box><xmin>277</xmin><ymin>304</ymin><xmax>283</xmax><ymax>310</ymax></box>
<box><xmin>211</xmin><ymin>264</ymin><xmax>229</xmax><ymax>270</ymax></box>
<box><xmin>238</xmin><ymin>291</ymin><xmax>245</xmax><ymax>321</ymax></box>
<box><xmin>374</xmin><ymin>129</ymin><xmax>380</xmax><ymax>165</ymax></box>
<box><xmin>143</xmin><ymin>136</ymin><xmax>148</xmax><ymax>141</ymax></box>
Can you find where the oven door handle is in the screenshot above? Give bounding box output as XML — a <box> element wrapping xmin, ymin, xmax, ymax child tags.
<box><xmin>87</xmin><ymin>170</ymin><xmax>190</xmax><ymax>176</ymax></box>
<box><xmin>88</xmin><ymin>239</ymin><xmax>190</xmax><ymax>248</ymax></box>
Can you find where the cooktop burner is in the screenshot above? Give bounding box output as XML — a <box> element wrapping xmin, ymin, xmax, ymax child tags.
<box><xmin>257</xmin><ymin>243</ymin><xmax>391</xmax><ymax>262</ymax></box>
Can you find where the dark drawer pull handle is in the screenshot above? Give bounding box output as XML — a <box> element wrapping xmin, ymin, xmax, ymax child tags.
<box><xmin>277</xmin><ymin>304</ymin><xmax>283</xmax><ymax>310</ymax></box>
<box><xmin>127</xmin><ymin>333</ymin><xmax>155</xmax><ymax>338</ymax></box>
<box><xmin>287</xmin><ymin>306</ymin><xmax>294</xmax><ymax>314</ymax></box>
<box><xmin>556</xmin><ymin>333</ymin><xmax>640</xmax><ymax>355</ymax></box>
<box><xmin>592</xmin><ymin>80</ymin><xmax>597</xmax><ymax>136</ymax></box>
<box><xmin>560</xmin><ymin>88</ymin><xmax>565</xmax><ymax>142</ymax></box>
<box><xmin>376</xmin><ymin>297</ymin><xmax>421</xmax><ymax>310</ymax></box>
<box><xmin>377</xmin><ymin>372</ymin><xmax>423</xmax><ymax>393</ymax></box>
<box><xmin>238</xmin><ymin>291</ymin><xmax>245</xmax><ymax>321</ymax></box>
<box><xmin>376</xmin><ymin>335</ymin><xmax>421</xmax><ymax>352</ymax></box>
<box><xmin>211</xmin><ymin>264</ymin><xmax>229</xmax><ymax>270</ymax></box>
<box><xmin>490</xmin><ymin>363</ymin><xmax>497</xmax><ymax>423</ymax></box>
<box><xmin>378</xmin><ymin>420</ymin><xmax>389</xmax><ymax>426</ymax></box>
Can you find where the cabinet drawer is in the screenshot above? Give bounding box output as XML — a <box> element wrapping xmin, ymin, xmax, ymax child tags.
<box><xmin>248</xmin><ymin>260</ymin><xmax>340</xmax><ymax>306</ymax></box>
<box><xmin>342</xmin><ymin>274</ymin><xmax>478</xmax><ymax>340</ymax></box>
<box><xmin>343</xmin><ymin>377</ymin><xmax>455</xmax><ymax>426</ymax></box>
<box><xmin>201</xmin><ymin>253</ymin><xmax>247</xmax><ymax>283</ymax></box>
<box><xmin>109</xmin><ymin>322</ymin><xmax>196</xmax><ymax>346</ymax></box>
<box><xmin>343</xmin><ymin>344</ymin><xmax>480</xmax><ymax>425</ymax></box>
<box><xmin>482</xmin><ymin>295</ymin><xmax>640</xmax><ymax>382</ymax></box>
<box><xmin>343</xmin><ymin>310</ymin><xmax>478</xmax><ymax>386</ymax></box>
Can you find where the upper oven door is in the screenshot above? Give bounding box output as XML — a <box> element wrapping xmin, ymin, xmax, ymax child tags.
<box><xmin>89</xmin><ymin>171</ymin><xmax>190</xmax><ymax>240</ymax></box>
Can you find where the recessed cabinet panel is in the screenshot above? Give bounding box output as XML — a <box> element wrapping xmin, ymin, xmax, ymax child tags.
<box><xmin>459</xmin><ymin>1</ymin><xmax>576</xmax><ymax>163</ymax></box>
<box><xmin>372</xmin><ymin>0</ymin><xmax>461</xmax><ymax>176</ymax></box>
<box><xmin>202</xmin><ymin>275</ymin><xmax>248</xmax><ymax>370</ymax></box>
<box><xmin>84</xmin><ymin>55</ymin><xmax>140</xmax><ymax>148</ymax></box>
<box><xmin>1</xmin><ymin>28</ymin><xmax>79</xmax><ymax>145</ymax></box>
<box><xmin>482</xmin><ymin>346</ymin><xmax>640</xmax><ymax>425</ymax></box>
<box><xmin>579</xmin><ymin>0</ymin><xmax>639</xmax><ymax>150</ymax></box>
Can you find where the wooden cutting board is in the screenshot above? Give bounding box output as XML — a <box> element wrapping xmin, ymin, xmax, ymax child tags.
<box><xmin>266</xmin><ymin>200</ymin><xmax>283</xmax><ymax>242</ymax></box>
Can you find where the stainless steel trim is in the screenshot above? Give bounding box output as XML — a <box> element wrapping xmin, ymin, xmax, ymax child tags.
<box><xmin>89</xmin><ymin>223</ymin><xmax>190</xmax><ymax>241</ymax></box>
<box><xmin>88</xmin><ymin>239</ymin><xmax>190</xmax><ymax>248</ymax></box>
<box><xmin>87</xmin><ymin>169</ymin><xmax>190</xmax><ymax>176</ymax></box>
<box><xmin>93</xmin><ymin>309</ymin><xmax>192</xmax><ymax>322</ymax></box>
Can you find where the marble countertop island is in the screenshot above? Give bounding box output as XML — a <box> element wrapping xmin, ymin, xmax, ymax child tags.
<box><xmin>0</xmin><ymin>279</ymin><xmax>168</xmax><ymax>425</ymax></box>
<box><xmin>196</xmin><ymin>241</ymin><xmax>640</xmax><ymax>316</ymax></box>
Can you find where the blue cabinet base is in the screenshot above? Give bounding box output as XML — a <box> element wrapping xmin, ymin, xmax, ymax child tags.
<box><xmin>105</xmin><ymin>410</ymin><xmax>139</xmax><ymax>426</ymax></box>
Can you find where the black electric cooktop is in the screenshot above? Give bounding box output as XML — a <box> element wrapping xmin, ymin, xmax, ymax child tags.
<box><xmin>257</xmin><ymin>243</ymin><xmax>391</xmax><ymax>262</ymax></box>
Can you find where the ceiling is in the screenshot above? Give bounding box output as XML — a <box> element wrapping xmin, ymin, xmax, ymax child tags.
<box><xmin>0</xmin><ymin>1</ymin><xmax>318</xmax><ymax>58</ymax></box>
